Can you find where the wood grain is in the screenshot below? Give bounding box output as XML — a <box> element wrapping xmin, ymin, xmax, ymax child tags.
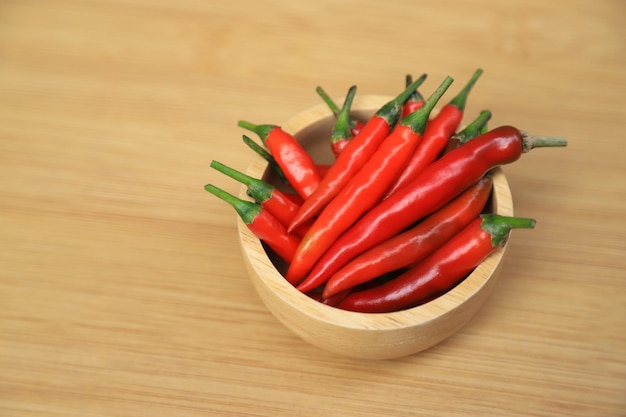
<box><xmin>1</xmin><ymin>0</ymin><xmax>625</xmax><ymax>415</ymax></box>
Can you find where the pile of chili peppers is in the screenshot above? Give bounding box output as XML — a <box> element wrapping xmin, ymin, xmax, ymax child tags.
<box><xmin>205</xmin><ymin>69</ymin><xmax>567</xmax><ymax>313</ymax></box>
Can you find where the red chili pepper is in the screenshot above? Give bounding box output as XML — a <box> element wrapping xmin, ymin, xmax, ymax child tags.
<box><xmin>288</xmin><ymin>76</ymin><xmax>454</xmax><ymax>287</ymax></box>
<box><xmin>298</xmin><ymin>126</ymin><xmax>567</xmax><ymax>291</ymax></box>
<box><xmin>385</xmin><ymin>68</ymin><xmax>483</xmax><ymax>198</ymax></box>
<box><xmin>402</xmin><ymin>74</ymin><xmax>425</xmax><ymax>117</ymax></box>
<box><xmin>242</xmin><ymin>134</ymin><xmax>330</xmax><ymax>190</ymax></box>
<box><xmin>238</xmin><ymin>121</ymin><xmax>321</xmax><ymax>200</ymax></box>
<box><xmin>209</xmin><ymin>160</ymin><xmax>312</xmax><ymax>237</ymax></box>
<box><xmin>442</xmin><ymin>110</ymin><xmax>492</xmax><ymax>154</ymax></box>
<box><xmin>322</xmin><ymin>175</ymin><xmax>493</xmax><ymax>299</ymax></box>
<box><xmin>204</xmin><ymin>184</ymin><xmax>300</xmax><ymax>263</ymax></box>
<box><xmin>315</xmin><ymin>164</ymin><xmax>332</xmax><ymax>178</ymax></box>
<box><xmin>330</xmin><ymin>85</ymin><xmax>358</xmax><ymax>158</ymax></box>
<box><xmin>316</xmin><ymin>85</ymin><xmax>365</xmax><ymax>137</ymax></box>
<box><xmin>336</xmin><ymin>214</ymin><xmax>536</xmax><ymax>313</ymax></box>
<box><xmin>287</xmin><ymin>73</ymin><xmax>428</xmax><ymax>233</ymax></box>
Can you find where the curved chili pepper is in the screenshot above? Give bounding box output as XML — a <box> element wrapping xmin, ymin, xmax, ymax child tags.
<box><xmin>288</xmin><ymin>76</ymin><xmax>454</xmax><ymax>287</ymax></box>
<box><xmin>286</xmin><ymin>73</ymin><xmax>428</xmax><ymax>233</ymax></box>
<box><xmin>238</xmin><ymin>120</ymin><xmax>321</xmax><ymax>200</ymax></box>
<box><xmin>442</xmin><ymin>110</ymin><xmax>492</xmax><ymax>154</ymax></box>
<box><xmin>402</xmin><ymin>74</ymin><xmax>425</xmax><ymax>117</ymax></box>
<box><xmin>204</xmin><ymin>184</ymin><xmax>300</xmax><ymax>263</ymax></box>
<box><xmin>384</xmin><ymin>68</ymin><xmax>484</xmax><ymax>199</ymax></box>
<box><xmin>298</xmin><ymin>126</ymin><xmax>567</xmax><ymax>291</ymax></box>
<box><xmin>336</xmin><ymin>214</ymin><xmax>536</xmax><ymax>313</ymax></box>
<box><xmin>330</xmin><ymin>85</ymin><xmax>358</xmax><ymax>158</ymax></box>
<box><xmin>322</xmin><ymin>175</ymin><xmax>493</xmax><ymax>299</ymax></box>
<box><xmin>316</xmin><ymin>85</ymin><xmax>364</xmax><ymax>137</ymax></box>
<box><xmin>209</xmin><ymin>160</ymin><xmax>312</xmax><ymax>237</ymax></box>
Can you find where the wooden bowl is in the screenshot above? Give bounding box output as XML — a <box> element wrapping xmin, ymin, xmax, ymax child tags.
<box><xmin>237</xmin><ymin>95</ymin><xmax>514</xmax><ymax>360</ymax></box>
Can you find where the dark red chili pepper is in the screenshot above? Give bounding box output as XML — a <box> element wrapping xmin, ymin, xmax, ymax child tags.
<box><xmin>316</xmin><ymin>85</ymin><xmax>364</xmax><ymax>137</ymax></box>
<box><xmin>322</xmin><ymin>175</ymin><xmax>493</xmax><ymax>299</ymax></box>
<box><xmin>298</xmin><ymin>126</ymin><xmax>567</xmax><ymax>291</ymax></box>
<box><xmin>209</xmin><ymin>160</ymin><xmax>312</xmax><ymax>237</ymax></box>
<box><xmin>238</xmin><ymin>120</ymin><xmax>321</xmax><ymax>200</ymax></box>
<box><xmin>442</xmin><ymin>109</ymin><xmax>492</xmax><ymax>154</ymax></box>
<box><xmin>385</xmin><ymin>68</ymin><xmax>483</xmax><ymax>198</ymax></box>
<box><xmin>330</xmin><ymin>85</ymin><xmax>358</xmax><ymax>158</ymax></box>
<box><xmin>288</xmin><ymin>76</ymin><xmax>454</xmax><ymax>287</ymax></box>
<box><xmin>204</xmin><ymin>184</ymin><xmax>300</xmax><ymax>263</ymax></box>
<box><xmin>336</xmin><ymin>214</ymin><xmax>536</xmax><ymax>313</ymax></box>
<box><xmin>402</xmin><ymin>74</ymin><xmax>425</xmax><ymax>117</ymax></box>
<box><xmin>287</xmin><ymin>73</ymin><xmax>428</xmax><ymax>233</ymax></box>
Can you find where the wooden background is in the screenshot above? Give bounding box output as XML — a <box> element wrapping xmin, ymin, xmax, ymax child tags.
<box><xmin>1</xmin><ymin>0</ymin><xmax>624</xmax><ymax>415</ymax></box>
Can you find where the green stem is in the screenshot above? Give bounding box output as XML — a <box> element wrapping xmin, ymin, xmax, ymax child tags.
<box><xmin>480</xmin><ymin>214</ymin><xmax>536</xmax><ymax>246</ymax></box>
<box><xmin>332</xmin><ymin>85</ymin><xmax>358</xmax><ymax>144</ymax></box>
<box><xmin>316</xmin><ymin>86</ymin><xmax>342</xmax><ymax>116</ymax></box>
<box><xmin>210</xmin><ymin>160</ymin><xmax>274</xmax><ymax>203</ymax></box>
<box><xmin>237</xmin><ymin>120</ymin><xmax>275</xmax><ymax>143</ymax></box>
<box><xmin>375</xmin><ymin>73</ymin><xmax>428</xmax><ymax>125</ymax></box>
<box><xmin>405</xmin><ymin>74</ymin><xmax>425</xmax><ymax>103</ymax></box>
<box><xmin>241</xmin><ymin>135</ymin><xmax>287</xmax><ymax>183</ymax></box>
<box><xmin>204</xmin><ymin>184</ymin><xmax>261</xmax><ymax>224</ymax></box>
<box><xmin>520</xmin><ymin>131</ymin><xmax>568</xmax><ymax>153</ymax></box>
<box><xmin>448</xmin><ymin>68</ymin><xmax>483</xmax><ymax>111</ymax></box>
<box><xmin>402</xmin><ymin>76</ymin><xmax>455</xmax><ymax>134</ymax></box>
<box><xmin>454</xmin><ymin>110</ymin><xmax>492</xmax><ymax>143</ymax></box>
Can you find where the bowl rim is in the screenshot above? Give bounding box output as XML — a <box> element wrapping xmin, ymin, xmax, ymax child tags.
<box><xmin>237</xmin><ymin>94</ymin><xmax>514</xmax><ymax>330</ymax></box>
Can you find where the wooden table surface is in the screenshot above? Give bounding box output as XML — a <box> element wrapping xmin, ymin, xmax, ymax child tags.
<box><xmin>1</xmin><ymin>1</ymin><xmax>625</xmax><ymax>415</ymax></box>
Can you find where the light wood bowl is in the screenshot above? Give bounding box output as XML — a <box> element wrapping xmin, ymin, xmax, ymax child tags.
<box><xmin>237</xmin><ymin>95</ymin><xmax>514</xmax><ymax>360</ymax></box>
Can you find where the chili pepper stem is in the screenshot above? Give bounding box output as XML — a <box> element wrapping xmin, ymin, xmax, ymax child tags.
<box><xmin>204</xmin><ymin>184</ymin><xmax>260</xmax><ymax>224</ymax></box>
<box><xmin>454</xmin><ymin>110</ymin><xmax>492</xmax><ymax>143</ymax></box>
<box><xmin>405</xmin><ymin>74</ymin><xmax>425</xmax><ymax>102</ymax></box>
<box><xmin>402</xmin><ymin>76</ymin><xmax>455</xmax><ymax>134</ymax></box>
<box><xmin>210</xmin><ymin>160</ymin><xmax>273</xmax><ymax>202</ymax></box>
<box><xmin>376</xmin><ymin>73</ymin><xmax>428</xmax><ymax>124</ymax></box>
<box><xmin>332</xmin><ymin>85</ymin><xmax>358</xmax><ymax>145</ymax></box>
<box><xmin>242</xmin><ymin>134</ymin><xmax>287</xmax><ymax>183</ymax></box>
<box><xmin>480</xmin><ymin>214</ymin><xmax>536</xmax><ymax>246</ymax></box>
<box><xmin>520</xmin><ymin>131</ymin><xmax>568</xmax><ymax>153</ymax></box>
<box><xmin>448</xmin><ymin>68</ymin><xmax>483</xmax><ymax>111</ymax></box>
<box><xmin>316</xmin><ymin>86</ymin><xmax>342</xmax><ymax>115</ymax></box>
<box><xmin>237</xmin><ymin>120</ymin><xmax>274</xmax><ymax>142</ymax></box>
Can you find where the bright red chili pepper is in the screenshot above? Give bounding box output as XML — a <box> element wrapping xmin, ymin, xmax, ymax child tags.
<box><xmin>204</xmin><ymin>184</ymin><xmax>300</xmax><ymax>263</ymax></box>
<box><xmin>209</xmin><ymin>160</ymin><xmax>312</xmax><ymax>237</ymax></box>
<box><xmin>297</xmin><ymin>126</ymin><xmax>567</xmax><ymax>292</ymax></box>
<box><xmin>322</xmin><ymin>174</ymin><xmax>493</xmax><ymax>299</ymax></box>
<box><xmin>286</xmin><ymin>74</ymin><xmax>428</xmax><ymax>234</ymax></box>
<box><xmin>238</xmin><ymin>121</ymin><xmax>321</xmax><ymax>200</ymax></box>
<box><xmin>330</xmin><ymin>85</ymin><xmax>358</xmax><ymax>158</ymax></box>
<box><xmin>384</xmin><ymin>68</ymin><xmax>483</xmax><ymax>199</ymax></box>
<box><xmin>336</xmin><ymin>214</ymin><xmax>536</xmax><ymax>313</ymax></box>
<box><xmin>242</xmin><ymin>134</ymin><xmax>331</xmax><ymax>189</ymax></box>
<box><xmin>316</xmin><ymin>85</ymin><xmax>365</xmax><ymax>137</ymax></box>
<box><xmin>402</xmin><ymin>74</ymin><xmax>425</xmax><ymax>117</ymax></box>
<box><xmin>442</xmin><ymin>110</ymin><xmax>492</xmax><ymax>155</ymax></box>
<box><xmin>288</xmin><ymin>76</ymin><xmax>454</xmax><ymax>286</ymax></box>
